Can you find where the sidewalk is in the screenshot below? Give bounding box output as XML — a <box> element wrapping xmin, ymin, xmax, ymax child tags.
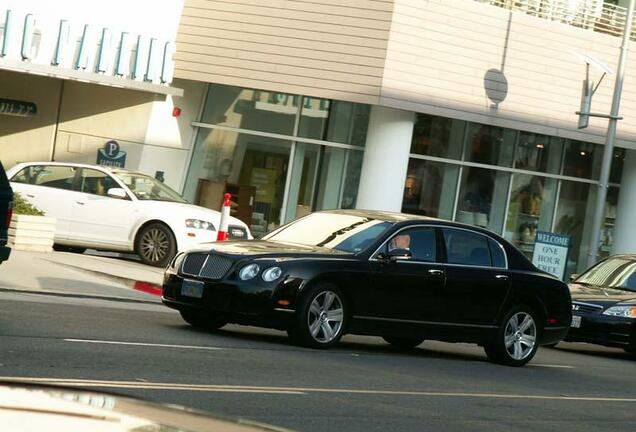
<box><xmin>0</xmin><ymin>249</ymin><xmax>164</xmax><ymax>303</ymax></box>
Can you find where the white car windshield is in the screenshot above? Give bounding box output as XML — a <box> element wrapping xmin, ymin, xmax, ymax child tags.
<box><xmin>112</xmin><ymin>171</ymin><xmax>187</xmax><ymax>203</ymax></box>
<box><xmin>263</xmin><ymin>213</ymin><xmax>393</xmax><ymax>253</ymax></box>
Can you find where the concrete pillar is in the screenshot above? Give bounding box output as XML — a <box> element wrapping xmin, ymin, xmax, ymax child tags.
<box><xmin>613</xmin><ymin>149</ymin><xmax>636</xmax><ymax>254</ymax></box>
<box><xmin>356</xmin><ymin>106</ymin><xmax>415</xmax><ymax>211</ymax></box>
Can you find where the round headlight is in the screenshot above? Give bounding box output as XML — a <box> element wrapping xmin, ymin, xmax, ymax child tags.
<box><xmin>239</xmin><ymin>264</ymin><xmax>260</xmax><ymax>281</ymax></box>
<box><xmin>262</xmin><ymin>266</ymin><xmax>282</xmax><ymax>282</ymax></box>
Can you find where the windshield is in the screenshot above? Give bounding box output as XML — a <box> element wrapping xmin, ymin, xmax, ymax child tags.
<box><xmin>112</xmin><ymin>171</ymin><xmax>187</xmax><ymax>203</ymax></box>
<box><xmin>263</xmin><ymin>213</ymin><xmax>393</xmax><ymax>253</ymax></box>
<box><xmin>576</xmin><ymin>257</ymin><xmax>636</xmax><ymax>292</ymax></box>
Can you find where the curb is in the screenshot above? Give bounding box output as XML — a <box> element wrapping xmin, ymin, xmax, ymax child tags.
<box><xmin>0</xmin><ymin>286</ymin><xmax>162</xmax><ymax>305</ymax></box>
<box><xmin>42</xmin><ymin>258</ymin><xmax>162</xmax><ymax>289</ymax></box>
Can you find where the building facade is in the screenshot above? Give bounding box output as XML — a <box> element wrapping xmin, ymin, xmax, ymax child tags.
<box><xmin>2</xmin><ymin>0</ymin><xmax>636</xmax><ymax>279</ymax></box>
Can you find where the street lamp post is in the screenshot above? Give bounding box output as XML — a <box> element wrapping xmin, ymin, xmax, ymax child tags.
<box><xmin>587</xmin><ymin>0</ymin><xmax>636</xmax><ymax>269</ymax></box>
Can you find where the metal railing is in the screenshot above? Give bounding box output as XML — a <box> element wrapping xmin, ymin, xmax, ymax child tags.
<box><xmin>475</xmin><ymin>0</ymin><xmax>635</xmax><ymax>39</ymax></box>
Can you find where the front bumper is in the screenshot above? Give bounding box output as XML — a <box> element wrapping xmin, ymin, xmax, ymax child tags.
<box><xmin>565</xmin><ymin>312</ymin><xmax>635</xmax><ymax>349</ymax></box>
<box><xmin>162</xmin><ymin>272</ymin><xmax>302</xmax><ymax>329</ymax></box>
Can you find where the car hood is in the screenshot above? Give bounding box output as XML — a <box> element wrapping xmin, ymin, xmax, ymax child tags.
<box><xmin>569</xmin><ymin>283</ymin><xmax>636</xmax><ymax>306</ymax></box>
<box><xmin>186</xmin><ymin>240</ymin><xmax>351</xmax><ymax>258</ymax></box>
<box><xmin>136</xmin><ymin>200</ymin><xmax>248</xmax><ymax>228</ymax></box>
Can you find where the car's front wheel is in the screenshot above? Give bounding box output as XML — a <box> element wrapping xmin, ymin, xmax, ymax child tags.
<box><xmin>288</xmin><ymin>283</ymin><xmax>347</xmax><ymax>349</ymax></box>
<box><xmin>383</xmin><ymin>336</ymin><xmax>425</xmax><ymax>349</ymax></box>
<box><xmin>484</xmin><ymin>306</ymin><xmax>540</xmax><ymax>367</ymax></box>
<box><xmin>136</xmin><ymin>222</ymin><xmax>176</xmax><ymax>267</ymax></box>
<box><xmin>180</xmin><ymin>310</ymin><xmax>226</xmax><ymax>331</ymax></box>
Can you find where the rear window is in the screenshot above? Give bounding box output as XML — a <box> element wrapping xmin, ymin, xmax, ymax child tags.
<box><xmin>443</xmin><ymin>228</ymin><xmax>492</xmax><ymax>267</ymax></box>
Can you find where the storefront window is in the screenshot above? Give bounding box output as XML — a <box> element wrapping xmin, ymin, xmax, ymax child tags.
<box><xmin>514</xmin><ymin>133</ymin><xmax>562</xmax><ymax>174</ymax></box>
<box><xmin>199</xmin><ymin>84</ymin><xmax>296</xmax><ymax>135</ymax></box>
<box><xmin>184</xmin><ymin>128</ymin><xmax>292</xmax><ymax>237</ymax></box>
<box><xmin>410</xmin><ymin>114</ymin><xmax>465</xmax><ymax>160</ymax></box>
<box><xmin>504</xmin><ymin>175</ymin><xmax>558</xmax><ymax>258</ymax></box>
<box><xmin>610</xmin><ymin>148</ymin><xmax>625</xmax><ymax>183</ymax></box>
<box><xmin>465</xmin><ymin>123</ymin><xmax>514</xmax><ymax>167</ymax></box>
<box><xmin>456</xmin><ymin>167</ymin><xmax>510</xmax><ymax>233</ymax></box>
<box><xmin>554</xmin><ymin>180</ymin><xmax>593</xmax><ymax>279</ymax></box>
<box><xmin>599</xmin><ymin>186</ymin><xmax>619</xmax><ymax>260</ymax></box>
<box><xmin>402</xmin><ymin>159</ymin><xmax>459</xmax><ymax>220</ymax></box>
<box><xmin>285</xmin><ymin>143</ymin><xmax>363</xmax><ymax>222</ymax></box>
<box><xmin>298</xmin><ymin>98</ymin><xmax>370</xmax><ymax>146</ymax></box>
<box><xmin>562</xmin><ymin>140</ymin><xmax>602</xmax><ymax>179</ymax></box>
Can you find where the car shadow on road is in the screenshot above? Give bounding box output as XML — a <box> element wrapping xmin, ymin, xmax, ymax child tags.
<box><xmin>173</xmin><ymin>323</ymin><xmax>489</xmax><ymax>363</ymax></box>
<box><xmin>550</xmin><ymin>343</ymin><xmax>635</xmax><ymax>362</ymax></box>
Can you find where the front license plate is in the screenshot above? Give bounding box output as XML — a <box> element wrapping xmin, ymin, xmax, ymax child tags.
<box><xmin>181</xmin><ymin>279</ymin><xmax>204</xmax><ymax>298</ymax></box>
<box><xmin>571</xmin><ymin>315</ymin><xmax>582</xmax><ymax>328</ymax></box>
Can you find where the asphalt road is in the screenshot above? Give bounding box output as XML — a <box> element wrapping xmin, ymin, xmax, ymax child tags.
<box><xmin>1</xmin><ymin>291</ymin><xmax>635</xmax><ymax>432</ymax></box>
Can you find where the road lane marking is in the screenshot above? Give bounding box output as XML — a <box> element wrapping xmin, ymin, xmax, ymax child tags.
<box><xmin>2</xmin><ymin>377</ymin><xmax>635</xmax><ymax>403</ymax></box>
<box><xmin>64</xmin><ymin>339</ymin><xmax>223</xmax><ymax>351</ymax></box>
<box><xmin>530</xmin><ymin>364</ymin><xmax>575</xmax><ymax>369</ymax></box>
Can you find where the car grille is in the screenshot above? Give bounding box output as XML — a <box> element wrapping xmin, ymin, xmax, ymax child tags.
<box><xmin>228</xmin><ymin>225</ymin><xmax>248</xmax><ymax>240</ymax></box>
<box><xmin>572</xmin><ymin>301</ymin><xmax>604</xmax><ymax>314</ymax></box>
<box><xmin>181</xmin><ymin>253</ymin><xmax>233</xmax><ymax>280</ymax></box>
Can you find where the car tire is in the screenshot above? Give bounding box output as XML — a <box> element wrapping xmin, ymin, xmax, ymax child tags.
<box><xmin>543</xmin><ymin>343</ymin><xmax>559</xmax><ymax>349</ymax></box>
<box><xmin>53</xmin><ymin>244</ymin><xmax>86</xmax><ymax>254</ymax></box>
<box><xmin>288</xmin><ymin>283</ymin><xmax>347</xmax><ymax>349</ymax></box>
<box><xmin>179</xmin><ymin>310</ymin><xmax>226</xmax><ymax>331</ymax></box>
<box><xmin>484</xmin><ymin>305</ymin><xmax>540</xmax><ymax>367</ymax></box>
<box><xmin>383</xmin><ymin>336</ymin><xmax>425</xmax><ymax>349</ymax></box>
<box><xmin>136</xmin><ymin>222</ymin><xmax>176</xmax><ymax>268</ymax></box>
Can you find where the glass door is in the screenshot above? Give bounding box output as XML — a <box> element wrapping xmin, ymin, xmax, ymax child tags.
<box><xmin>284</xmin><ymin>143</ymin><xmax>359</xmax><ymax>223</ymax></box>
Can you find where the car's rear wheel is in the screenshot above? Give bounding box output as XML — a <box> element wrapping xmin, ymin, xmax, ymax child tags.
<box><xmin>383</xmin><ymin>336</ymin><xmax>425</xmax><ymax>349</ymax></box>
<box><xmin>288</xmin><ymin>283</ymin><xmax>347</xmax><ymax>349</ymax></box>
<box><xmin>484</xmin><ymin>306</ymin><xmax>540</xmax><ymax>367</ymax></box>
<box><xmin>179</xmin><ymin>310</ymin><xmax>226</xmax><ymax>331</ymax></box>
<box><xmin>136</xmin><ymin>222</ymin><xmax>176</xmax><ymax>267</ymax></box>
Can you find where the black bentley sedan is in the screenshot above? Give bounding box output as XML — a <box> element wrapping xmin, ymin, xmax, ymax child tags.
<box><xmin>566</xmin><ymin>255</ymin><xmax>636</xmax><ymax>355</ymax></box>
<box><xmin>162</xmin><ymin>210</ymin><xmax>571</xmax><ymax>366</ymax></box>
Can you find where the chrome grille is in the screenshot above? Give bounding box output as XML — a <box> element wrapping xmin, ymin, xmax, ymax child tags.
<box><xmin>199</xmin><ymin>254</ymin><xmax>234</xmax><ymax>280</ymax></box>
<box><xmin>181</xmin><ymin>253</ymin><xmax>207</xmax><ymax>277</ymax></box>
<box><xmin>228</xmin><ymin>225</ymin><xmax>248</xmax><ymax>240</ymax></box>
<box><xmin>572</xmin><ymin>301</ymin><xmax>604</xmax><ymax>314</ymax></box>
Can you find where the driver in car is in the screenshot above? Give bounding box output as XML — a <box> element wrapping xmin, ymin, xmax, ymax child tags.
<box><xmin>389</xmin><ymin>233</ymin><xmax>411</xmax><ymax>251</ymax></box>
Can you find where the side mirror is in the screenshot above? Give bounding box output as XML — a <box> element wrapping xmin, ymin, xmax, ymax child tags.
<box><xmin>569</xmin><ymin>273</ymin><xmax>579</xmax><ymax>282</ymax></box>
<box><xmin>107</xmin><ymin>188</ymin><xmax>128</xmax><ymax>199</ymax></box>
<box><xmin>384</xmin><ymin>248</ymin><xmax>412</xmax><ymax>262</ymax></box>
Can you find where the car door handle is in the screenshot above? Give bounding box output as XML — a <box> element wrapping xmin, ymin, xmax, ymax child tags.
<box><xmin>495</xmin><ymin>274</ymin><xmax>509</xmax><ymax>281</ymax></box>
<box><xmin>26</xmin><ymin>194</ymin><xmax>35</xmax><ymax>198</ymax></box>
<box><xmin>76</xmin><ymin>201</ymin><xmax>85</xmax><ymax>206</ymax></box>
<box><xmin>428</xmin><ymin>269</ymin><xmax>444</xmax><ymax>276</ymax></box>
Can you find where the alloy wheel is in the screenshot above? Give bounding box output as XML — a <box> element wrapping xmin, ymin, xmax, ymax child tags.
<box><xmin>504</xmin><ymin>312</ymin><xmax>537</xmax><ymax>361</ymax></box>
<box><xmin>140</xmin><ymin>228</ymin><xmax>170</xmax><ymax>263</ymax></box>
<box><xmin>307</xmin><ymin>291</ymin><xmax>344</xmax><ymax>344</ymax></box>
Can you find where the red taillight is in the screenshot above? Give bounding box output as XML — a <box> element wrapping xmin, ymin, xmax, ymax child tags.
<box><xmin>7</xmin><ymin>201</ymin><xmax>12</xmax><ymax>229</ymax></box>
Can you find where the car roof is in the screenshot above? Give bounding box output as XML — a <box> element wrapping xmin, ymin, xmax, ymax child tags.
<box><xmin>13</xmin><ymin>161</ymin><xmax>145</xmax><ymax>176</ymax></box>
<box><xmin>321</xmin><ymin>209</ymin><xmax>438</xmax><ymax>223</ymax></box>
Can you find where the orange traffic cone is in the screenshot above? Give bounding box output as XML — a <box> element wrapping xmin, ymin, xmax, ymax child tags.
<box><xmin>217</xmin><ymin>193</ymin><xmax>232</xmax><ymax>241</ymax></box>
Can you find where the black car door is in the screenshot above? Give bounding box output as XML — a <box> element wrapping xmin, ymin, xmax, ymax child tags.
<box><xmin>440</xmin><ymin>228</ymin><xmax>511</xmax><ymax>326</ymax></box>
<box><xmin>361</xmin><ymin>226</ymin><xmax>446</xmax><ymax>323</ymax></box>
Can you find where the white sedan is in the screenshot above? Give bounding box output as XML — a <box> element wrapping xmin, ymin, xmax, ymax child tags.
<box><xmin>7</xmin><ymin>162</ymin><xmax>251</xmax><ymax>267</ymax></box>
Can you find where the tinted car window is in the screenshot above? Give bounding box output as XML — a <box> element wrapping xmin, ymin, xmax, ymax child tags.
<box><xmin>443</xmin><ymin>228</ymin><xmax>492</xmax><ymax>267</ymax></box>
<box><xmin>12</xmin><ymin>165</ymin><xmax>77</xmax><ymax>191</ymax></box>
<box><xmin>80</xmin><ymin>169</ymin><xmax>119</xmax><ymax>196</ymax></box>
<box><xmin>488</xmin><ymin>238</ymin><xmax>507</xmax><ymax>268</ymax></box>
<box><xmin>384</xmin><ymin>227</ymin><xmax>437</xmax><ymax>262</ymax></box>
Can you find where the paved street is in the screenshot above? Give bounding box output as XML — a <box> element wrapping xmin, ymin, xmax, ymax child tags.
<box><xmin>0</xmin><ymin>291</ymin><xmax>634</xmax><ymax>432</ymax></box>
